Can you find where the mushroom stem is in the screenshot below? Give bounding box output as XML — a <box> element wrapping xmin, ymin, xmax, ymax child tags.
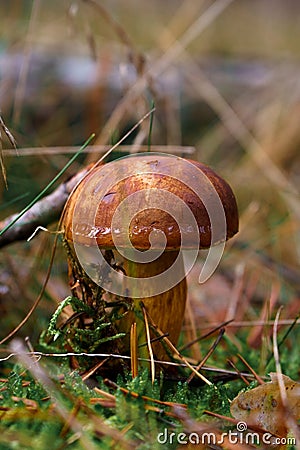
<box><xmin>119</xmin><ymin>250</ymin><xmax>187</xmax><ymax>364</ymax></box>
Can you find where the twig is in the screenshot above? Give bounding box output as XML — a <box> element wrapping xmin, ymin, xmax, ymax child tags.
<box><xmin>0</xmin><ymin>136</ymin><xmax>95</xmax><ymax>344</ymax></box>
<box><xmin>0</xmin><ymin>165</ymin><xmax>91</xmax><ymax>248</ymax></box>
<box><xmin>2</xmin><ymin>145</ymin><xmax>195</xmax><ymax>157</ymax></box>
<box><xmin>0</xmin><ymin>134</ymin><xmax>95</xmax><ymax>240</ymax></box>
<box><xmin>191</xmin><ymin>318</ymin><xmax>300</xmax><ymax>328</ymax></box>
<box><xmin>0</xmin><ymin>116</ymin><xmax>17</xmax><ymax>150</ymax></box>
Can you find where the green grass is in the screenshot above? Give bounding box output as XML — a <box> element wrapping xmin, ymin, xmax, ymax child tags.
<box><xmin>0</xmin><ymin>322</ymin><xmax>298</xmax><ymax>449</ymax></box>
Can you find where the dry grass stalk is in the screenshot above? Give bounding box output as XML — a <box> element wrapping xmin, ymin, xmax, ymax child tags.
<box><xmin>0</xmin><ymin>114</ymin><xmax>17</xmax><ymax>187</ymax></box>
<box><xmin>145</xmin><ymin>309</ymin><xmax>213</xmax><ymax>386</ymax></box>
<box><xmin>142</xmin><ymin>305</ymin><xmax>155</xmax><ymax>383</ymax></box>
<box><xmin>183</xmin><ymin>56</ymin><xmax>299</xmax><ymax>200</ymax></box>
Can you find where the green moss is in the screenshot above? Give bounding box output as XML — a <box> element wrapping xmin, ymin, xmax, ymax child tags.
<box><xmin>0</xmin><ymin>308</ymin><xmax>298</xmax><ymax>449</ymax></box>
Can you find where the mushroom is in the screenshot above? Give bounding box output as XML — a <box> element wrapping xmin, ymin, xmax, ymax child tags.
<box><xmin>62</xmin><ymin>153</ymin><xmax>238</xmax><ymax>364</ymax></box>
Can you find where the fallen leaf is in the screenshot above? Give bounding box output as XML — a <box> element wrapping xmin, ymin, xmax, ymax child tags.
<box><xmin>230</xmin><ymin>373</ymin><xmax>300</xmax><ymax>437</ymax></box>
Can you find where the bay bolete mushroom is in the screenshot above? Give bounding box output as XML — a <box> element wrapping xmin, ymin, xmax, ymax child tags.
<box><xmin>62</xmin><ymin>153</ymin><xmax>238</xmax><ymax>363</ymax></box>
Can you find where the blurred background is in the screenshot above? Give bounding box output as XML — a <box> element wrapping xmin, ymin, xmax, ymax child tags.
<box><xmin>0</xmin><ymin>0</ymin><xmax>299</xmax><ymax>358</ymax></box>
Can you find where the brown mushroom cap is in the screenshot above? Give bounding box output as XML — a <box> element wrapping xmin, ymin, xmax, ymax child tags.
<box><xmin>63</xmin><ymin>155</ymin><xmax>238</xmax><ymax>250</ymax></box>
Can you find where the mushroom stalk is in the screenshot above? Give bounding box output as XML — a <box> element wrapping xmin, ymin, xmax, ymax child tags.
<box><xmin>119</xmin><ymin>250</ymin><xmax>187</xmax><ymax>363</ymax></box>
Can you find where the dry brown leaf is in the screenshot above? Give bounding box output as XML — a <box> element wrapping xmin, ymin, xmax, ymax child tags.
<box><xmin>230</xmin><ymin>373</ymin><xmax>300</xmax><ymax>437</ymax></box>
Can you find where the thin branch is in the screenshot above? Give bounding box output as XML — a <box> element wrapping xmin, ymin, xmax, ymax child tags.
<box><xmin>0</xmin><ymin>134</ymin><xmax>95</xmax><ymax>239</ymax></box>
<box><xmin>2</xmin><ymin>145</ymin><xmax>195</xmax><ymax>157</ymax></box>
<box><xmin>0</xmin><ymin>166</ymin><xmax>90</xmax><ymax>248</ymax></box>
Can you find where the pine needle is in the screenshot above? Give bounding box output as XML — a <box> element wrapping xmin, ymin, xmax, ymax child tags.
<box><xmin>227</xmin><ymin>359</ymin><xmax>250</xmax><ymax>386</ymax></box>
<box><xmin>236</xmin><ymin>353</ymin><xmax>264</xmax><ymax>385</ymax></box>
<box><xmin>186</xmin><ymin>328</ymin><xmax>225</xmax><ymax>384</ymax></box>
<box><xmin>130</xmin><ymin>323</ymin><xmax>138</xmax><ymax>379</ymax></box>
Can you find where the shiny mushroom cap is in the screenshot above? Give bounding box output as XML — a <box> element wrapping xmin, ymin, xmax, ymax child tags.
<box><xmin>63</xmin><ymin>154</ymin><xmax>238</xmax><ymax>251</ymax></box>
